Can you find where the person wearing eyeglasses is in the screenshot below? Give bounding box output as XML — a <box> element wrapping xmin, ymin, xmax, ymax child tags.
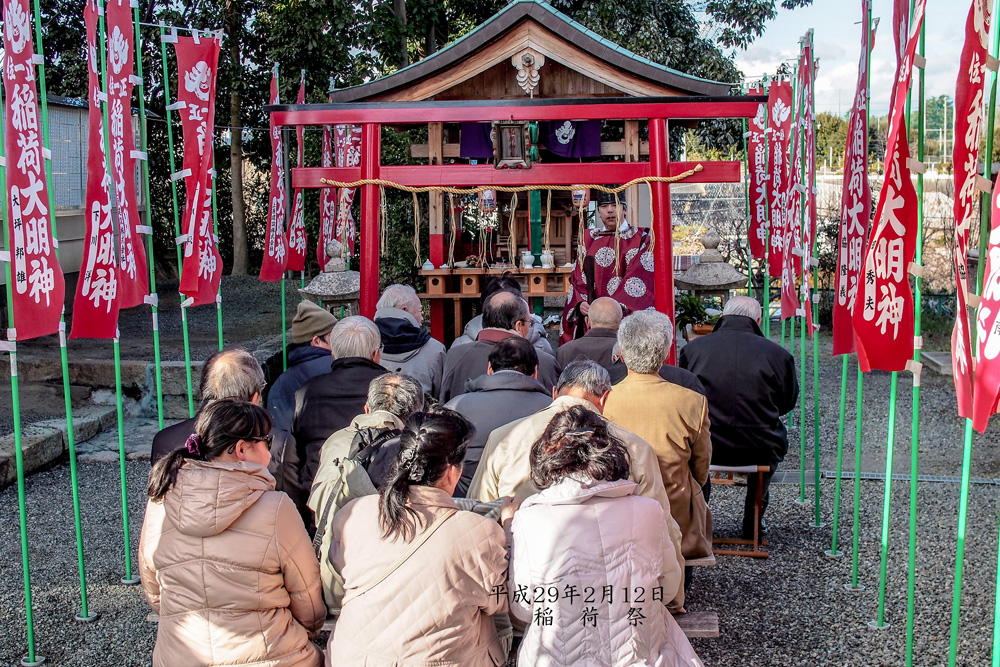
<box><xmin>140</xmin><ymin>399</ymin><xmax>326</xmax><ymax>667</ymax></box>
<box><xmin>150</xmin><ymin>347</ymin><xmax>308</xmax><ymax>527</ymax></box>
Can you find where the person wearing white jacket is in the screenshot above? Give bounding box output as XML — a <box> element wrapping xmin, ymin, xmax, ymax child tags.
<box><xmin>507</xmin><ymin>405</ymin><xmax>704</xmax><ymax>667</ymax></box>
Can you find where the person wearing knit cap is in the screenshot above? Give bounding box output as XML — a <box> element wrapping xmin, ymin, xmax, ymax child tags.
<box><xmin>266</xmin><ymin>301</ymin><xmax>338</xmax><ymax>433</ymax></box>
<box><xmin>559</xmin><ymin>186</ymin><xmax>656</xmax><ymax>344</ymax></box>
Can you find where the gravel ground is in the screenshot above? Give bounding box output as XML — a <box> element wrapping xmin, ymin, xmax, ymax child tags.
<box><xmin>2</xmin><ymin>458</ymin><xmax>1000</xmax><ymax>666</ymax></box>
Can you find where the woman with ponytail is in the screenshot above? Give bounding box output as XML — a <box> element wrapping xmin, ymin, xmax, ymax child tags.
<box><xmin>326</xmin><ymin>406</ymin><xmax>512</xmax><ymax>667</ymax></box>
<box><xmin>509</xmin><ymin>405</ymin><xmax>705</xmax><ymax>667</ymax></box>
<box><xmin>139</xmin><ymin>400</ymin><xmax>326</xmax><ymax>667</ymax></box>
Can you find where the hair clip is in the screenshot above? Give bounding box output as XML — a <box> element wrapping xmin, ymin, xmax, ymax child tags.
<box><xmin>565</xmin><ymin>428</ymin><xmax>596</xmax><ymax>436</ymax></box>
<box><xmin>184</xmin><ymin>433</ymin><xmax>201</xmax><ymax>457</ymax></box>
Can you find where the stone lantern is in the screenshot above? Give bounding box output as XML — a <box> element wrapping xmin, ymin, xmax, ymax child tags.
<box><xmin>299</xmin><ymin>239</ymin><xmax>361</xmax><ymax>318</ymax></box>
<box><xmin>674</xmin><ymin>228</ymin><xmax>748</xmax><ymax>303</ymax></box>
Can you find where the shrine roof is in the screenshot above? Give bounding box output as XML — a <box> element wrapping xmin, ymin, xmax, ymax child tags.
<box><xmin>329</xmin><ymin>0</ymin><xmax>732</xmax><ymax>102</ymax></box>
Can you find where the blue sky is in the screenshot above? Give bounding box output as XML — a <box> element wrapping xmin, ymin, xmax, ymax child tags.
<box><xmin>735</xmin><ymin>0</ymin><xmax>966</xmax><ymax>116</ymax></box>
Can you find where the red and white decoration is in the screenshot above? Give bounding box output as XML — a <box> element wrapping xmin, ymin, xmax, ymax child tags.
<box><xmin>852</xmin><ymin>0</ymin><xmax>927</xmax><ymax>372</ymax></box>
<box><xmin>798</xmin><ymin>37</ymin><xmax>817</xmax><ymax>333</ymax></box>
<box><xmin>106</xmin><ymin>0</ymin><xmax>147</xmax><ymax>308</ymax></box>
<box><xmin>977</xmin><ymin>181</ymin><xmax>1000</xmax><ymax>431</ymax></box>
<box><xmin>953</xmin><ymin>0</ymin><xmax>991</xmax><ymax>422</ymax></box>
<box><xmin>3</xmin><ymin>0</ymin><xmax>65</xmax><ymax>340</ymax></box>
<box><xmin>286</xmin><ymin>71</ymin><xmax>307</xmax><ymax>272</ymax></box>
<box><xmin>71</xmin><ymin>0</ymin><xmax>118</xmax><ymax>338</ymax></box>
<box><xmin>260</xmin><ymin>65</ymin><xmax>287</xmax><ymax>281</ymax></box>
<box><xmin>747</xmin><ymin>85</ymin><xmax>768</xmax><ymax>261</ymax></box>
<box><xmin>832</xmin><ymin>0</ymin><xmax>874</xmax><ymax>357</ymax></box>
<box><xmin>766</xmin><ymin>81</ymin><xmax>793</xmax><ymax>278</ymax></box>
<box><xmin>174</xmin><ymin>33</ymin><xmax>222</xmax><ymax>305</ymax></box>
<box><xmin>335</xmin><ymin>124</ymin><xmax>362</xmax><ymax>254</ymax></box>
<box><xmin>318</xmin><ymin>100</ymin><xmax>336</xmax><ymax>269</ymax></box>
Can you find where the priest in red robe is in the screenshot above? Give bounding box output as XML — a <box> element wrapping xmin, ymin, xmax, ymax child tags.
<box><xmin>560</xmin><ymin>189</ymin><xmax>656</xmax><ymax>343</ymax></box>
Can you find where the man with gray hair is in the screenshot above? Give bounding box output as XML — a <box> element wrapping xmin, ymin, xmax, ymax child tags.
<box><xmin>150</xmin><ymin>347</ymin><xmax>307</xmax><ymax>520</ymax></box>
<box><xmin>679</xmin><ymin>295</ymin><xmax>798</xmax><ymax>538</ymax></box>
<box><xmin>468</xmin><ymin>358</ymin><xmax>688</xmax><ymax>610</ymax></box>
<box><xmin>604</xmin><ymin>310</ymin><xmax>713</xmax><ymax>560</ymax></box>
<box><xmin>309</xmin><ymin>372</ymin><xmax>424</xmax><ymax>610</ymax></box>
<box><xmin>373</xmin><ymin>285</ymin><xmax>446</xmax><ymax>396</ymax></box>
<box><xmin>555</xmin><ymin>296</ymin><xmax>622</xmax><ymax>370</ymax></box>
<box><xmin>292</xmin><ymin>315</ymin><xmax>387</xmax><ymax>492</ymax></box>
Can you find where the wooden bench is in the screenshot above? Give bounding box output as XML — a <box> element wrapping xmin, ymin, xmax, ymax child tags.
<box><xmin>709</xmin><ymin>464</ymin><xmax>772</xmax><ymax>558</ymax></box>
<box><xmin>148</xmin><ymin>610</ymin><xmax>719</xmax><ymax>639</ymax></box>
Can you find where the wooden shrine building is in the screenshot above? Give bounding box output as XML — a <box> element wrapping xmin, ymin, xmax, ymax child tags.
<box><xmin>269</xmin><ymin>0</ymin><xmax>762</xmax><ymax>345</ymax></box>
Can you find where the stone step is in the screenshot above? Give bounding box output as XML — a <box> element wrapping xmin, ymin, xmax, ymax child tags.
<box><xmin>922</xmin><ymin>351</ymin><xmax>953</xmax><ymax>376</ymax></box>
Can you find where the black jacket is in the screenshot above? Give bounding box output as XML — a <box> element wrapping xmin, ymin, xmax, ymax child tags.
<box><xmin>291</xmin><ymin>357</ymin><xmax>387</xmax><ymax>490</ymax></box>
<box><xmin>149</xmin><ymin>418</ymin><xmax>308</xmax><ymax>524</ymax></box>
<box><xmin>678</xmin><ymin>315</ymin><xmax>798</xmax><ymax>466</ymax></box>
<box><xmin>444</xmin><ymin>370</ymin><xmax>553</xmax><ymax>497</ymax></box>
<box><xmin>266</xmin><ymin>345</ymin><xmax>334</xmax><ymax>433</ymax></box>
<box><xmin>555</xmin><ymin>327</ymin><xmax>617</xmax><ymax>371</ymax></box>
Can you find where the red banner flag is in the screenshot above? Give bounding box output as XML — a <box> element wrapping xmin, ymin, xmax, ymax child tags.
<box><xmin>747</xmin><ymin>85</ymin><xmax>768</xmax><ymax>261</ymax></box>
<box><xmin>260</xmin><ymin>66</ymin><xmax>287</xmax><ymax>281</ymax></box>
<box><xmin>976</xmin><ymin>194</ymin><xmax>1000</xmax><ymax>431</ymax></box>
<box><xmin>286</xmin><ymin>71</ymin><xmax>307</xmax><ymax>272</ymax></box>
<box><xmin>71</xmin><ymin>0</ymin><xmax>118</xmax><ymax>338</ymax></box>
<box><xmin>852</xmin><ymin>0</ymin><xmax>926</xmax><ymax>373</ymax></box>
<box><xmin>335</xmin><ymin>124</ymin><xmax>362</xmax><ymax>254</ymax></box>
<box><xmin>766</xmin><ymin>81</ymin><xmax>793</xmax><ymax>278</ymax></box>
<box><xmin>832</xmin><ymin>1</ymin><xmax>874</xmax><ymax>356</ymax></box>
<box><xmin>318</xmin><ymin>114</ymin><xmax>335</xmax><ymax>269</ymax></box>
<box><xmin>800</xmin><ymin>38</ymin><xmax>817</xmax><ymax>335</ymax></box>
<box><xmin>953</xmin><ymin>0</ymin><xmax>991</xmax><ymax>421</ymax></box>
<box><xmin>174</xmin><ymin>34</ymin><xmax>222</xmax><ymax>306</ymax></box>
<box><xmin>3</xmin><ymin>0</ymin><xmax>65</xmax><ymax>340</ymax></box>
<box><xmin>106</xmin><ymin>0</ymin><xmax>147</xmax><ymax>308</ymax></box>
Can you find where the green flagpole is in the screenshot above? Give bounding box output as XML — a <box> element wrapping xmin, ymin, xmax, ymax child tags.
<box><xmin>807</xmin><ymin>30</ymin><xmax>823</xmax><ymax>529</ymax></box>
<box><xmin>849</xmin><ymin>361</ymin><xmax>865</xmax><ymax>590</ymax></box>
<box><xmin>133</xmin><ymin>7</ymin><xmax>164</xmax><ymax>429</ymax></box>
<box><xmin>827</xmin><ymin>354</ymin><xmax>849</xmax><ymax>556</ymax></box>
<box><xmin>0</xmin><ymin>66</ymin><xmax>45</xmax><ymax>667</ymax></box>
<box><xmin>762</xmin><ymin>75</ymin><xmax>772</xmax><ymax>339</ymax></box>
<box><xmin>906</xmin><ymin>18</ymin><xmax>926</xmax><ymax>666</ymax></box>
<box><xmin>869</xmin><ymin>371</ymin><xmax>899</xmax><ymax>630</ymax></box>
<box><xmin>210</xmin><ymin>152</ymin><xmax>223</xmax><ymax>351</ymax></box>
<box><xmin>31</xmin><ymin>0</ymin><xmax>96</xmax><ymax>622</ymax></box>
<box><xmin>159</xmin><ymin>24</ymin><xmax>195</xmax><ymax>417</ymax></box>
<box><xmin>794</xmin><ymin>51</ymin><xmax>809</xmax><ymax>510</ymax></box>
<box><xmin>845</xmin><ymin>0</ymin><xmax>873</xmax><ymax>587</ymax></box>
<box><xmin>99</xmin><ymin>1</ymin><xmax>139</xmax><ymax>585</ymax></box>
<box><xmin>964</xmin><ymin>1</ymin><xmax>1000</xmax><ymax>661</ymax></box>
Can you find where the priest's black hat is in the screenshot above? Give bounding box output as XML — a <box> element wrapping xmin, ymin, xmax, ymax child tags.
<box><xmin>594</xmin><ymin>189</ymin><xmax>626</xmax><ymax>207</ymax></box>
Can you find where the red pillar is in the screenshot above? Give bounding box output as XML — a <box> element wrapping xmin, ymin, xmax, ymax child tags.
<box><xmin>360</xmin><ymin>123</ymin><xmax>381</xmax><ymax>318</ymax></box>
<box><xmin>648</xmin><ymin>118</ymin><xmax>676</xmax><ymax>364</ymax></box>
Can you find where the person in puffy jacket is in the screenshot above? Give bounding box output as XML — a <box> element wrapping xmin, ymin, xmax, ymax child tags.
<box><xmin>326</xmin><ymin>407</ymin><xmax>513</xmax><ymax>667</ymax></box>
<box><xmin>139</xmin><ymin>400</ymin><xmax>326</xmax><ymax>667</ymax></box>
<box><xmin>509</xmin><ymin>405</ymin><xmax>704</xmax><ymax>667</ymax></box>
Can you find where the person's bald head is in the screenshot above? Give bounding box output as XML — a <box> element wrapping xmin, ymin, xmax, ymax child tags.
<box><xmin>200</xmin><ymin>348</ymin><xmax>266</xmax><ymax>406</ymax></box>
<box><xmin>586</xmin><ymin>297</ymin><xmax>623</xmax><ymax>331</ymax></box>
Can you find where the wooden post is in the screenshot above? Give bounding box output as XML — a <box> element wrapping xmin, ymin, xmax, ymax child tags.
<box><xmin>427</xmin><ymin>122</ymin><xmax>446</xmax><ymax>341</ymax></box>
<box><xmin>624</xmin><ymin>120</ymin><xmax>641</xmax><ymax>220</ymax></box>
<box><xmin>360</xmin><ymin>123</ymin><xmax>381</xmax><ymax>318</ymax></box>
<box><xmin>649</xmin><ymin>118</ymin><xmax>676</xmax><ymax>364</ymax></box>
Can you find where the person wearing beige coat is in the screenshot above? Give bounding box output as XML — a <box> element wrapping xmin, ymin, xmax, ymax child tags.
<box><xmin>604</xmin><ymin>310</ymin><xmax>713</xmax><ymax>559</ymax></box>
<box><xmin>140</xmin><ymin>400</ymin><xmax>326</xmax><ymax>667</ymax></box>
<box><xmin>326</xmin><ymin>408</ymin><xmax>511</xmax><ymax>666</ymax></box>
<box><xmin>468</xmin><ymin>359</ymin><xmax>687</xmax><ymax>610</ymax></box>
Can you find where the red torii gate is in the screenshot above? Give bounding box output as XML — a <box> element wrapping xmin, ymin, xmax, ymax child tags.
<box><xmin>269</xmin><ymin>95</ymin><xmax>762</xmax><ymax>349</ymax></box>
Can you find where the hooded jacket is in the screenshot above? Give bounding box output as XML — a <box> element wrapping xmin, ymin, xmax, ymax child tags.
<box><xmin>510</xmin><ymin>477</ymin><xmax>703</xmax><ymax>667</ymax></box>
<box><xmin>451</xmin><ymin>313</ymin><xmax>554</xmax><ymax>356</ymax></box>
<box><xmin>326</xmin><ymin>486</ymin><xmax>508</xmax><ymax>666</ymax></box>
<box><xmin>139</xmin><ymin>460</ymin><xmax>326</xmax><ymax>667</ymax></box>
<box><xmin>678</xmin><ymin>315</ymin><xmax>798</xmax><ymax>466</ymax></box>
<box><xmin>269</xmin><ymin>345</ymin><xmax>335</xmax><ymax>433</ymax></box>
<box><xmin>444</xmin><ymin>370</ymin><xmax>552</xmax><ymax>497</ymax></box>
<box><xmin>374</xmin><ymin>307</ymin><xmax>446</xmax><ymax>396</ymax></box>
<box><xmin>467</xmin><ymin>395</ymin><xmax>686</xmax><ymax>610</ymax></box>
